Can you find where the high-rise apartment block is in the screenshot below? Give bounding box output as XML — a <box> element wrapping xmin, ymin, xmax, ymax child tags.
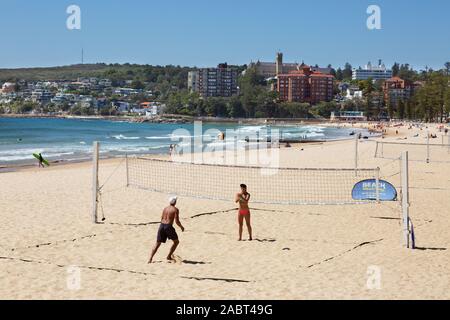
<box><xmin>188</xmin><ymin>63</ymin><xmax>238</xmax><ymax>97</ymax></box>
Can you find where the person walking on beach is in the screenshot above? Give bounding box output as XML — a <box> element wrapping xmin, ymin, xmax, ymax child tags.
<box><xmin>235</xmin><ymin>184</ymin><xmax>252</xmax><ymax>241</ymax></box>
<box><xmin>37</xmin><ymin>153</ymin><xmax>45</xmax><ymax>168</ymax></box>
<box><xmin>148</xmin><ymin>196</ymin><xmax>185</xmax><ymax>264</ymax></box>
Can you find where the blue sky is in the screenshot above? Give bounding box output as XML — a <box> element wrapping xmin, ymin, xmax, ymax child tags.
<box><xmin>0</xmin><ymin>0</ymin><xmax>449</xmax><ymax>70</ymax></box>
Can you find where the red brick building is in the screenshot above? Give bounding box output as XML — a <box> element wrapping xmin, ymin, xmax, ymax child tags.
<box><xmin>383</xmin><ymin>77</ymin><xmax>413</xmax><ymax>105</ymax></box>
<box><xmin>277</xmin><ymin>65</ymin><xmax>334</xmax><ymax>104</ymax></box>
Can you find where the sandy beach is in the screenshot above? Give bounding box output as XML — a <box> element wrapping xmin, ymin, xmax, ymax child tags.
<box><xmin>1</xmin><ymin>122</ymin><xmax>449</xmax><ymax>300</ymax></box>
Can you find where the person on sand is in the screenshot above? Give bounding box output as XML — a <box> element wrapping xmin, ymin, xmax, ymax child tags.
<box><xmin>148</xmin><ymin>196</ymin><xmax>185</xmax><ymax>264</ymax></box>
<box><xmin>235</xmin><ymin>184</ymin><xmax>252</xmax><ymax>241</ymax></box>
<box><xmin>37</xmin><ymin>153</ymin><xmax>45</xmax><ymax>168</ymax></box>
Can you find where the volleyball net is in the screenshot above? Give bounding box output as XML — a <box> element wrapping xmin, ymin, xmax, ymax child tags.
<box><xmin>126</xmin><ymin>157</ymin><xmax>380</xmax><ymax>205</ymax></box>
<box><xmin>375</xmin><ymin>138</ymin><xmax>450</xmax><ymax>163</ymax></box>
<box><xmin>91</xmin><ymin>141</ymin><xmax>414</xmax><ymax>249</ymax></box>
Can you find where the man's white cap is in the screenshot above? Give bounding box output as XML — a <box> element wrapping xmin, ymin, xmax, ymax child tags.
<box><xmin>169</xmin><ymin>196</ymin><xmax>177</xmax><ymax>205</ymax></box>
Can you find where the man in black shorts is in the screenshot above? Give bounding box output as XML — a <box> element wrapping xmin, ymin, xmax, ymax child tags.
<box><xmin>148</xmin><ymin>196</ymin><xmax>185</xmax><ymax>263</ymax></box>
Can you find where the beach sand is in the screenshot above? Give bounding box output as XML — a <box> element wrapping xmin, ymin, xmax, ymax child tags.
<box><xmin>0</xmin><ymin>123</ymin><xmax>449</xmax><ymax>299</ymax></box>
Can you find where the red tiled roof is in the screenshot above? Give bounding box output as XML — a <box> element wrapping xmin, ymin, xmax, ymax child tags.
<box><xmin>386</xmin><ymin>76</ymin><xmax>404</xmax><ymax>82</ymax></box>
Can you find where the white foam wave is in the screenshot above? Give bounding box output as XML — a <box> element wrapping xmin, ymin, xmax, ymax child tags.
<box><xmin>112</xmin><ymin>135</ymin><xmax>140</xmax><ymax>140</ymax></box>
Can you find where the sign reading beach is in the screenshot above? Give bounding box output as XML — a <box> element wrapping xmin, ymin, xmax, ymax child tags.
<box><xmin>352</xmin><ymin>179</ymin><xmax>397</xmax><ymax>201</ymax></box>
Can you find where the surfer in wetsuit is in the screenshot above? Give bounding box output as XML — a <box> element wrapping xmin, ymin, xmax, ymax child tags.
<box><xmin>235</xmin><ymin>184</ymin><xmax>252</xmax><ymax>241</ymax></box>
<box><xmin>37</xmin><ymin>153</ymin><xmax>45</xmax><ymax>168</ymax></box>
<box><xmin>148</xmin><ymin>196</ymin><xmax>185</xmax><ymax>264</ymax></box>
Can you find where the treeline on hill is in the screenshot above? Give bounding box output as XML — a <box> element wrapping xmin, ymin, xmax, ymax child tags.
<box><xmin>354</xmin><ymin>69</ymin><xmax>450</xmax><ymax>122</ymax></box>
<box><xmin>1</xmin><ymin>62</ymin><xmax>449</xmax><ymax>121</ymax></box>
<box><xmin>0</xmin><ymin>63</ymin><xmax>248</xmax><ymax>102</ymax></box>
<box><xmin>165</xmin><ymin>65</ymin><xmax>450</xmax><ymax>121</ymax></box>
<box><xmin>0</xmin><ymin>63</ymin><xmax>193</xmax><ymax>100</ymax></box>
<box><xmin>164</xmin><ymin>67</ymin><xmax>335</xmax><ymax>119</ymax></box>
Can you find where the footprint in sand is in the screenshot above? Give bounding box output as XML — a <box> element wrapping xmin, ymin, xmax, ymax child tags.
<box><xmin>167</xmin><ymin>255</ymin><xmax>183</xmax><ymax>264</ymax></box>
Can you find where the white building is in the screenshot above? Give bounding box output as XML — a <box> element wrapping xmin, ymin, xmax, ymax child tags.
<box><xmin>98</xmin><ymin>79</ymin><xmax>112</xmax><ymax>87</ymax></box>
<box><xmin>31</xmin><ymin>89</ymin><xmax>53</xmax><ymax>105</ymax></box>
<box><xmin>114</xmin><ymin>88</ymin><xmax>142</xmax><ymax>96</ymax></box>
<box><xmin>331</xmin><ymin>111</ymin><xmax>367</xmax><ymax>121</ymax></box>
<box><xmin>188</xmin><ymin>71</ymin><xmax>199</xmax><ymax>93</ymax></box>
<box><xmin>345</xmin><ymin>87</ymin><xmax>363</xmax><ymax>100</ymax></box>
<box><xmin>1</xmin><ymin>82</ymin><xmax>16</xmax><ymax>93</ymax></box>
<box><xmin>352</xmin><ymin>60</ymin><xmax>393</xmax><ymax>81</ymax></box>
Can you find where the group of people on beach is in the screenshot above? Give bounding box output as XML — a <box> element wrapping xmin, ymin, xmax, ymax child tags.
<box><xmin>148</xmin><ymin>184</ymin><xmax>252</xmax><ymax>263</ymax></box>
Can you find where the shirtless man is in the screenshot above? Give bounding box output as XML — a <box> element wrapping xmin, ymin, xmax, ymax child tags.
<box><xmin>148</xmin><ymin>196</ymin><xmax>185</xmax><ymax>263</ymax></box>
<box><xmin>235</xmin><ymin>184</ymin><xmax>252</xmax><ymax>241</ymax></box>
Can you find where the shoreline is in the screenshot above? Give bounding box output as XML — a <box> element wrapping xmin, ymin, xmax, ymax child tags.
<box><xmin>0</xmin><ymin>113</ymin><xmax>397</xmax><ymax>126</ymax></box>
<box><xmin>0</xmin><ymin>116</ymin><xmax>380</xmax><ymax>169</ymax></box>
<box><xmin>1</xmin><ymin>134</ymin><xmax>379</xmax><ymax>173</ymax></box>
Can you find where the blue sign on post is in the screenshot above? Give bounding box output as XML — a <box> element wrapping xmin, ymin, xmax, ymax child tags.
<box><xmin>352</xmin><ymin>179</ymin><xmax>397</xmax><ymax>201</ymax></box>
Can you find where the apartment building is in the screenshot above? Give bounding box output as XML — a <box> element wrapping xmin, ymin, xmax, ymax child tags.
<box><xmin>188</xmin><ymin>63</ymin><xmax>238</xmax><ymax>97</ymax></box>
<box><xmin>383</xmin><ymin>77</ymin><xmax>413</xmax><ymax>105</ymax></box>
<box><xmin>277</xmin><ymin>65</ymin><xmax>334</xmax><ymax>104</ymax></box>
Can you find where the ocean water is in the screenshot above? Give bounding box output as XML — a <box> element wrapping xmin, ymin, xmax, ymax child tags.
<box><xmin>0</xmin><ymin>118</ymin><xmax>365</xmax><ymax>165</ymax></box>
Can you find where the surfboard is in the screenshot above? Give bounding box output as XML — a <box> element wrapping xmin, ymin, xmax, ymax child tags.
<box><xmin>33</xmin><ymin>153</ymin><xmax>50</xmax><ymax>166</ymax></box>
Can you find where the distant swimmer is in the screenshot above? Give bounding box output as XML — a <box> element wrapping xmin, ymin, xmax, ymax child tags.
<box><xmin>17</xmin><ymin>138</ymin><xmax>22</xmax><ymax>142</ymax></box>
<box><xmin>148</xmin><ymin>196</ymin><xmax>185</xmax><ymax>264</ymax></box>
<box><xmin>235</xmin><ymin>184</ymin><xmax>252</xmax><ymax>241</ymax></box>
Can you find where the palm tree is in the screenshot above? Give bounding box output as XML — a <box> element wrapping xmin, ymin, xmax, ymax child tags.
<box><xmin>445</xmin><ymin>62</ymin><xmax>450</xmax><ymax>76</ymax></box>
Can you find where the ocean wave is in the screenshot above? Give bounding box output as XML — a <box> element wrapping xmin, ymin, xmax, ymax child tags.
<box><xmin>0</xmin><ymin>155</ymin><xmax>35</xmax><ymax>162</ymax></box>
<box><xmin>112</xmin><ymin>134</ymin><xmax>141</xmax><ymax>140</ymax></box>
<box><xmin>169</xmin><ymin>134</ymin><xmax>214</xmax><ymax>140</ymax></box>
<box><xmin>0</xmin><ymin>151</ymin><xmax>76</xmax><ymax>162</ymax></box>
<box><xmin>145</xmin><ymin>136</ymin><xmax>170</xmax><ymax>140</ymax></box>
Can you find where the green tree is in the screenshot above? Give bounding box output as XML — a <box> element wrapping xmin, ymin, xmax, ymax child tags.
<box><xmin>361</xmin><ymin>78</ymin><xmax>374</xmax><ymax>118</ymax></box>
<box><xmin>335</xmin><ymin>68</ymin><xmax>344</xmax><ymax>81</ymax></box>
<box><xmin>312</xmin><ymin>101</ymin><xmax>339</xmax><ymax>118</ymax></box>
<box><xmin>386</xmin><ymin>95</ymin><xmax>394</xmax><ymax>119</ymax></box>
<box><xmin>396</xmin><ymin>100</ymin><xmax>405</xmax><ymax>119</ymax></box>
<box><xmin>392</xmin><ymin>63</ymin><xmax>400</xmax><ymax>77</ymax></box>
<box><xmin>226</xmin><ymin>95</ymin><xmax>245</xmax><ymax>118</ymax></box>
<box><xmin>131</xmin><ymin>79</ymin><xmax>145</xmax><ymax>90</ymax></box>
<box><xmin>342</xmin><ymin>63</ymin><xmax>353</xmax><ymax>80</ymax></box>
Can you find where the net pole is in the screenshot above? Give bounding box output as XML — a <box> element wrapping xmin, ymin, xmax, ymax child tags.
<box><xmin>374</xmin><ymin>141</ymin><xmax>379</xmax><ymax>158</ymax></box>
<box><xmin>448</xmin><ymin>134</ymin><xmax>450</xmax><ymax>154</ymax></box>
<box><xmin>354</xmin><ymin>134</ymin><xmax>358</xmax><ymax>176</ymax></box>
<box><xmin>401</xmin><ymin>151</ymin><xmax>411</xmax><ymax>248</ymax></box>
<box><xmin>92</xmin><ymin>141</ymin><xmax>99</xmax><ymax>224</ymax></box>
<box><xmin>426</xmin><ymin>131</ymin><xmax>430</xmax><ymax>163</ymax></box>
<box><xmin>375</xmin><ymin>167</ymin><xmax>380</xmax><ymax>203</ymax></box>
<box><xmin>126</xmin><ymin>153</ymin><xmax>129</xmax><ymax>187</ymax></box>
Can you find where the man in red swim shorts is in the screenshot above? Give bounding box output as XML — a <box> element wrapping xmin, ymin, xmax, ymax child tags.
<box><xmin>235</xmin><ymin>184</ymin><xmax>252</xmax><ymax>241</ymax></box>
